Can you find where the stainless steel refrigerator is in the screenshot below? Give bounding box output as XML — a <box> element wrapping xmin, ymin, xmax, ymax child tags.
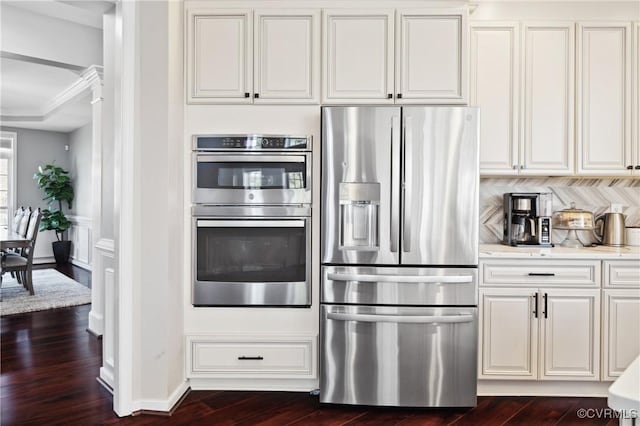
<box><xmin>320</xmin><ymin>106</ymin><xmax>479</xmax><ymax>407</ymax></box>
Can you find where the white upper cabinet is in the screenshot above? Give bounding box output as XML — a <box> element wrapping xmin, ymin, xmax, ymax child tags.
<box><xmin>186</xmin><ymin>8</ymin><xmax>319</xmax><ymax>104</ymax></box>
<box><xmin>521</xmin><ymin>23</ymin><xmax>575</xmax><ymax>175</ymax></box>
<box><xmin>254</xmin><ymin>10</ymin><xmax>320</xmax><ymax>103</ymax></box>
<box><xmin>470</xmin><ymin>22</ymin><xmax>520</xmax><ymax>175</ymax></box>
<box><xmin>396</xmin><ymin>10</ymin><xmax>467</xmax><ymax>104</ymax></box>
<box><xmin>187</xmin><ymin>9</ymin><xmax>253</xmax><ymax>103</ymax></box>
<box><xmin>577</xmin><ymin>23</ymin><xmax>632</xmax><ymax>175</ymax></box>
<box><xmin>323</xmin><ymin>9</ymin><xmax>395</xmax><ymax>103</ymax></box>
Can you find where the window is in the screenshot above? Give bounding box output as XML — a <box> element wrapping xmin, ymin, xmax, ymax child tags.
<box><xmin>0</xmin><ymin>131</ymin><xmax>17</xmax><ymax>230</ymax></box>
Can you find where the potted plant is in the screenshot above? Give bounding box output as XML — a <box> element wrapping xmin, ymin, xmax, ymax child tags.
<box><xmin>34</xmin><ymin>163</ymin><xmax>74</xmax><ymax>264</ymax></box>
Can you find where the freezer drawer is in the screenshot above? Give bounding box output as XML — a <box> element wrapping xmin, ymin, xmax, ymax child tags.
<box><xmin>320</xmin><ymin>305</ymin><xmax>477</xmax><ymax>407</ymax></box>
<box><xmin>322</xmin><ymin>266</ymin><xmax>477</xmax><ymax>306</ymax></box>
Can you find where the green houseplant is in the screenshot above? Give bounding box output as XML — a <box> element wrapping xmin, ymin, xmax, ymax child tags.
<box><xmin>34</xmin><ymin>163</ymin><xmax>74</xmax><ymax>264</ymax></box>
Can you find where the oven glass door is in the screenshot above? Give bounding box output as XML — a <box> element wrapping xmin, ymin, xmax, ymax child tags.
<box><xmin>194</xmin><ymin>218</ymin><xmax>311</xmax><ymax>306</ymax></box>
<box><xmin>194</xmin><ymin>154</ymin><xmax>311</xmax><ymax>204</ymax></box>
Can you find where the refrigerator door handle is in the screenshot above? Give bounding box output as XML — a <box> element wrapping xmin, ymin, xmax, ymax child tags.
<box><xmin>327</xmin><ymin>273</ymin><xmax>473</xmax><ymax>283</ymax></box>
<box><xmin>327</xmin><ymin>312</ymin><xmax>474</xmax><ymax>324</ymax></box>
<box><xmin>402</xmin><ymin>116</ymin><xmax>412</xmax><ymax>253</ymax></box>
<box><xmin>390</xmin><ymin>115</ymin><xmax>401</xmax><ymax>253</ymax></box>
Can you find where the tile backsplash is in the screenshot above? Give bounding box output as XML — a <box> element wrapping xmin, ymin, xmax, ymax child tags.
<box><xmin>480</xmin><ymin>177</ymin><xmax>640</xmax><ymax>245</ymax></box>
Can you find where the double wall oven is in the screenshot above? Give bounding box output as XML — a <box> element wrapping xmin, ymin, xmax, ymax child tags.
<box><xmin>192</xmin><ymin>135</ymin><xmax>312</xmax><ymax>307</ymax></box>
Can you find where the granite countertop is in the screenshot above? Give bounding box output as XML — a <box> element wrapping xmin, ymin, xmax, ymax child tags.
<box><xmin>480</xmin><ymin>243</ymin><xmax>640</xmax><ymax>260</ymax></box>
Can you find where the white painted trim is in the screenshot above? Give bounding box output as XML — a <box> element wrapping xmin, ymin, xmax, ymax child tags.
<box><xmin>189</xmin><ymin>378</ymin><xmax>319</xmax><ymax>392</ymax></box>
<box><xmin>68</xmin><ymin>215</ymin><xmax>92</xmax><ymax>227</ymax></box>
<box><xmin>478</xmin><ymin>380</ymin><xmax>611</xmax><ymax>397</ymax></box>
<box><xmin>95</xmin><ymin>238</ymin><xmax>115</xmax><ymax>255</ymax></box>
<box><xmin>132</xmin><ymin>381</ymin><xmax>190</xmax><ymax>413</ymax></box>
<box><xmin>0</xmin><ymin>131</ymin><xmax>18</xmax><ymax>230</ymax></box>
<box><xmin>0</xmin><ymin>65</ymin><xmax>104</xmax><ymax>122</ymax></box>
<box><xmin>100</xmin><ymin>365</ymin><xmax>115</xmax><ymax>390</ymax></box>
<box><xmin>32</xmin><ymin>256</ymin><xmax>55</xmax><ymax>265</ymax></box>
<box><xmin>113</xmin><ymin>0</ymin><xmax>136</xmax><ymax>417</ymax></box>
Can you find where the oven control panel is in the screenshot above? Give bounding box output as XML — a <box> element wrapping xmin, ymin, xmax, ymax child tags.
<box><xmin>194</xmin><ymin>135</ymin><xmax>311</xmax><ymax>151</ymax></box>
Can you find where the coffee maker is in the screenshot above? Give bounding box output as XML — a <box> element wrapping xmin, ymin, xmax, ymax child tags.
<box><xmin>503</xmin><ymin>193</ymin><xmax>553</xmax><ymax>246</ymax></box>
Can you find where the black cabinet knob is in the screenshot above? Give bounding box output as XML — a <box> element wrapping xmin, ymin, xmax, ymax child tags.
<box><xmin>244</xmin><ymin>92</ymin><xmax>250</xmax><ymax>98</ymax></box>
<box><xmin>254</xmin><ymin>93</ymin><xmax>260</xmax><ymax>99</ymax></box>
<box><xmin>387</xmin><ymin>94</ymin><xmax>393</xmax><ymax>99</ymax></box>
<box><xmin>397</xmin><ymin>93</ymin><xmax>403</xmax><ymax>99</ymax></box>
<box><xmin>626</xmin><ymin>165</ymin><xmax>633</xmax><ymax>170</ymax></box>
<box><xmin>635</xmin><ymin>165</ymin><xmax>640</xmax><ymax>170</ymax></box>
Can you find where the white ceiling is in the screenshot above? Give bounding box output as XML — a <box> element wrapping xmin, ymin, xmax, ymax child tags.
<box><xmin>0</xmin><ymin>1</ymin><xmax>111</xmax><ymax>133</ymax></box>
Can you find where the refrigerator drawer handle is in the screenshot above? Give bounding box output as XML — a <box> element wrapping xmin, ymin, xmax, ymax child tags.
<box><xmin>327</xmin><ymin>273</ymin><xmax>473</xmax><ymax>283</ymax></box>
<box><xmin>327</xmin><ymin>312</ymin><xmax>474</xmax><ymax>324</ymax></box>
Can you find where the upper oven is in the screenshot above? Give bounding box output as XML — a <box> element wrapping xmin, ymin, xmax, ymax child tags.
<box><xmin>192</xmin><ymin>134</ymin><xmax>312</xmax><ymax>205</ymax></box>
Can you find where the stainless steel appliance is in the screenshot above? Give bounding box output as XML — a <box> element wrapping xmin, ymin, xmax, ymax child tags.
<box><xmin>503</xmin><ymin>193</ymin><xmax>553</xmax><ymax>247</ymax></box>
<box><xmin>320</xmin><ymin>106</ymin><xmax>479</xmax><ymax>408</ymax></box>
<box><xmin>192</xmin><ymin>205</ymin><xmax>311</xmax><ymax>306</ymax></box>
<box><xmin>595</xmin><ymin>212</ymin><xmax>626</xmax><ymax>247</ymax></box>
<box><xmin>192</xmin><ymin>135</ymin><xmax>312</xmax><ymax>205</ymax></box>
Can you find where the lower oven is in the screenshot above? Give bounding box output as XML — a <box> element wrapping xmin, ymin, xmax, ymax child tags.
<box><xmin>192</xmin><ymin>205</ymin><xmax>311</xmax><ymax>307</ymax></box>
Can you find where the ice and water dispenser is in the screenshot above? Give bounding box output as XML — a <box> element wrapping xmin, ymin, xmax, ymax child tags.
<box><xmin>339</xmin><ymin>183</ymin><xmax>380</xmax><ymax>251</ymax></box>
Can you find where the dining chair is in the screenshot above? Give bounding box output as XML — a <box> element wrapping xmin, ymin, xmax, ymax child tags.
<box><xmin>11</xmin><ymin>207</ymin><xmax>25</xmax><ymax>233</ymax></box>
<box><xmin>16</xmin><ymin>207</ymin><xmax>32</xmax><ymax>238</ymax></box>
<box><xmin>1</xmin><ymin>208</ymin><xmax>41</xmax><ymax>295</ymax></box>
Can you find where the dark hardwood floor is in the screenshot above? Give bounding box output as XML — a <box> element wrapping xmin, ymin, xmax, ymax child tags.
<box><xmin>1</xmin><ymin>267</ymin><xmax>616</xmax><ymax>425</ymax></box>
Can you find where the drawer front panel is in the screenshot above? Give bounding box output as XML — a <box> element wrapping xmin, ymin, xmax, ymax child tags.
<box><xmin>481</xmin><ymin>260</ymin><xmax>600</xmax><ymax>287</ymax></box>
<box><xmin>604</xmin><ymin>261</ymin><xmax>640</xmax><ymax>288</ymax></box>
<box><xmin>189</xmin><ymin>337</ymin><xmax>314</xmax><ymax>378</ymax></box>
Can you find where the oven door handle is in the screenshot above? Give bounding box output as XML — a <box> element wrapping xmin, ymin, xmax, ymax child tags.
<box><xmin>196</xmin><ymin>154</ymin><xmax>307</xmax><ymax>163</ymax></box>
<box><xmin>326</xmin><ymin>273</ymin><xmax>473</xmax><ymax>284</ymax></box>
<box><xmin>326</xmin><ymin>312</ymin><xmax>474</xmax><ymax>324</ymax></box>
<box><xmin>197</xmin><ymin>220</ymin><xmax>305</xmax><ymax>228</ymax></box>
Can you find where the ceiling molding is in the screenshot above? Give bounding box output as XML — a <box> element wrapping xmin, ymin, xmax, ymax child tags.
<box><xmin>0</xmin><ymin>65</ymin><xmax>103</xmax><ymax>123</ymax></box>
<box><xmin>0</xmin><ymin>51</ymin><xmax>86</xmax><ymax>74</ymax></box>
<box><xmin>5</xmin><ymin>0</ymin><xmax>108</xmax><ymax>29</ymax></box>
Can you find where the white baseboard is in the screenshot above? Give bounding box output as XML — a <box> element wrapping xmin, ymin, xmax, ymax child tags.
<box><xmin>189</xmin><ymin>377</ymin><xmax>319</xmax><ymax>392</ymax></box>
<box><xmin>33</xmin><ymin>256</ymin><xmax>55</xmax><ymax>265</ymax></box>
<box><xmin>478</xmin><ymin>380</ymin><xmax>611</xmax><ymax>397</ymax></box>
<box><xmin>100</xmin><ymin>366</ymin><xmax>115</xmax><ymax>389</ymax></box>
<box><xmin>88</xmin><ymin>310</ymin><xmax>104</xmax><ymax>336</ymax></box>
<box><xmin>133</xmin><ymin>381</ymin><xmax>190</xmax><ymax>413</ymax></box>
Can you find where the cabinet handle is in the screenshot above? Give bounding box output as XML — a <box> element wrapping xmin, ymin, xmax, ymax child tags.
<box><xmin>528</xmin><ymin>272</ymin><xmax>555</xmax><ymax>276</ymax></box>
<box><xmin>627</xmin><ymin>165</ymin><xmax>634</xmax><ymax>170</ymax></box>
<box><xmin>533</xmin><ymin>293</ymin><xmax>539</xmax><ymax>318</ymax></box>
<box><xmin>635</xmin><ymin>165</ymin><xmax>640</xmax><ymax>170</ymax></box>
<box><xmin>543</xmin><ymin>293</ymin><xmax>548</xmax><ymax>319</ymax></box>
<box><xmin>238</xmin><ymin>356</ymin><xmax>263</xmax><ymax>360</ymax></box>
<box><xmin>387</xmin><ymin>94</ymin><xmax>393</xmax><ymax>99</ymax></box>
<box><xmin>244</xmin><ymin>92</ymin><xmax>250</xmax><ymax>98</ymax></box>
<box><xmin>254</xmin><ymin>93</ymin><xmax>260</xmax><ymax>99</ymax></box>
<box><xmin>397</xmin><ymin>93</ymin><xmax>403</xmax><ymax>99</ymax></box>
<box><xmin>512</xmin><ymin>164</ymin><xmax>518</xmax><ymax>170</ymax></box>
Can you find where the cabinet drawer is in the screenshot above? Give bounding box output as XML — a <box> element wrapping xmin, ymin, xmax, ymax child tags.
<box><xmin>481</xmin><ymin>260</ymin><xmax>600</xmax><ymax>287</ymax></box>
<box><xmin>604</xmin><ymin>261</ymin><xmax>640</xmax><ymax>288</ymax></box>
<box><xmin>188</xmin><ymin>336</ymin><xmax>315</xmax><ymax>378</ymax></box>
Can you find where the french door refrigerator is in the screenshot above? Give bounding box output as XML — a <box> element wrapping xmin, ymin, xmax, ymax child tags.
<box><xmin>320</xmin><ymin>106</ymin><xmax>479</xmax><ymax>407</ymax></box>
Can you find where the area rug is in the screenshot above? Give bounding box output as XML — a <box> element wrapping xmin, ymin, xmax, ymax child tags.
<box><xmin>0</xmin><ymin>269</ymin><xmax>91</xmax><ymax>316</ymax></box>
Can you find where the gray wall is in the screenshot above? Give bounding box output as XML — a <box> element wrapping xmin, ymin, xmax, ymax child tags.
<box><xmin>0</xmin><ymin>126</ymin><xmax>70</xmax><ymax>211</ymax></box>
<box><xmin>68</xmin><ymin>123</ymin><xmax>93</xmax><ymax>218</ymax></box>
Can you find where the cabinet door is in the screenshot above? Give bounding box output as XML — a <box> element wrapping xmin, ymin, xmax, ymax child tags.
<box><xmin>186</xmin><ymin>9</ymin><xmax>253</xmax><ymax>103</ymax></box>
<box><xmin>397</xmin><ymin>10</ymin><xmax>467</xmax><ymax>104</ymax></box>
<box><xmin>323</xmin><ymin>10</ymin><xmax>395</xmax><ymax>103</ymax></box>
<box><xmin>634</xmin><ymin>22</ymin><xmax>640</xmax><ymax>175</ymax></box>
<box><xmin>540</xmin><ymin>289</ymin><xmax>600</xmax><ymax>380</ymax></box>
<box><xmin>471</xmin><ymin>22</ymin><xmax>519</xmax><ymax>175</ymax></box>
<box><xmin>254</xmin><ymin>10</ymin><xmax>320</xmax><ymax>104</ymax></box>
<box><xmin>521</xmin><ymin>23</ymin><xmax>575</xmax><ymax>175</ymax></box>
<box><xmin>603</xmin><ymin>290</ymin><xmax>640</xmax><ymax>380</ymax></box>
<box><xmin>479</xmin><ymin>288</ymin><xmax>538</xmax><ymax>379</ymax></box>
<box><xmin>577</xmin><ymin>23</ymin><xmax>632</xmax><ymax>175</ymax></box>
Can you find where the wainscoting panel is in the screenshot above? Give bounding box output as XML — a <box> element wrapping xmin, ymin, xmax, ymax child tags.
<box><xmin>68</xmin><ymin>215</ymin><xmax>92</xmax><ymax>270</ymax></box>
<box><xmin>480</xmin><ymin>178</ymin><xmax>640</xmax><ymax>244</ymax></box>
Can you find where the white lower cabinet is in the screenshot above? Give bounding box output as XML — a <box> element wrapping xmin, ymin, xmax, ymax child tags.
<box><xmin>186</xmin><ymin>335</ymin><xmax>317</xmax><ymax>379</ymax></box>
<box><xmin>603</xmin><ymin>289</ymin><xmax>640</xmax><ymax>380</ymax></box>
<box><xmin>480</xmin><ymin>287</ymin><xmax>599</xmax><ymax>381</ymax></box>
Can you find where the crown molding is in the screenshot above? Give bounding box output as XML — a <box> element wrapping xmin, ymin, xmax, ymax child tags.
<box><xmin>0</xmin><ymin>64</ymin><xmax>104</xmax><ymax>123</ymax></box>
